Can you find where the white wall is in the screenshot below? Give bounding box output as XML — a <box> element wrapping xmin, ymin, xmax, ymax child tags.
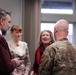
<box><xmin>0</xmin><ymin>0</ymin><xmax>23</xmax><ymax>40</ymax></box>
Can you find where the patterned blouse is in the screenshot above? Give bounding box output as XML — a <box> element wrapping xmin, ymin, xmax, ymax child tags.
<box><xmin>7</xmin><ymin>39</ymin><xmax>31</xmax><ymax>75</ymax></box>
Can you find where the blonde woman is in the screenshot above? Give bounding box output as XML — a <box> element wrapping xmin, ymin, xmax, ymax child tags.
<box><xmin>8</xmin><ymin>25</ymin><xmax>31</xmax><ymax>75</ymax></box>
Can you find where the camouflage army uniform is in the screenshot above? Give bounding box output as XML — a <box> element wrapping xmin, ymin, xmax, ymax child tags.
<box><xmin>38</xmin><ymin>38</ymin><xmax>76</xmax><ymax>75</ymax></box>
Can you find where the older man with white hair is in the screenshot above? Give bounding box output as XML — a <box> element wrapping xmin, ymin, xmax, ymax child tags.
<box><xmin>38</xmin><ymin>19</ymin><xmax>76</xmax><ymax>75</ymax></box>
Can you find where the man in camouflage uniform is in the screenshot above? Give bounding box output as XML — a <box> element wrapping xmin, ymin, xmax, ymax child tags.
<box><xmin>38</xmin><ymin>19</ymin><xmax>76</xmax><ymax>75</ymax></box>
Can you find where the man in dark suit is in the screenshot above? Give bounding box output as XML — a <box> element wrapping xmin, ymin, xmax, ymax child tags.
<box><xmin>0</xmin><ymin>8</ymin><xmax>23</xmax><ymax>75</ymax></box>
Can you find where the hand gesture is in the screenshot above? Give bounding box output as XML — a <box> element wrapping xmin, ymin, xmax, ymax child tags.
<box><xmin>11</xmin><ymin>58</ymin><xmax>24</xmax><ymax>67</ymax></box>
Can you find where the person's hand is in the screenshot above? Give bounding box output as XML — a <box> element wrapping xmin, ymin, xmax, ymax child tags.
<box><xmin>30</xmin><ymin>71</ymin><xmax>34</xmax><ymax>75</ymax></box>
<box><xmin>11</xmin><ymin>58</ymin><xmax>24</xmax><ymax>67</ymax></box>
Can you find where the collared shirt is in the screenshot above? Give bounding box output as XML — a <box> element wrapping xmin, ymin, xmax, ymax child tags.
<box><xmin>7</xmin><ymin>39</ymin><xmax>31</xmax><ymax>75</ymax></box>
<box><xmin>0</xmin><ymin>30</ymin><xmax>2</xmax><ymax>35</ymax></box>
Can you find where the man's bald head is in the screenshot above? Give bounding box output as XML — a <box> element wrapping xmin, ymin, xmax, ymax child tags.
<box><xmin>54</xmin><ymin>19</ymin><xmax>69</xmax><ymax>41</ymax></box>
<box><xmin>55</xmin><ymin>19</ymin><xmax>69</xmax><ymax>32</ymax></box>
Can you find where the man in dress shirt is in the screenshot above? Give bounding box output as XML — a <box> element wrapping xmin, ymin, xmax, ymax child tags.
<box><xmin>0</xmin><ymin>8</ymin><xmax>23</xmax><ymax>75</ymax></box>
